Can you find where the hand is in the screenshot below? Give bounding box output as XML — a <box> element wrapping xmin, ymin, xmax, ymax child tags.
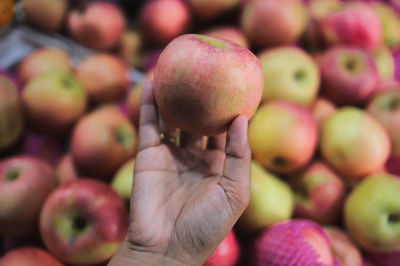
<box><xmin>109</xmin><ymin>81</ymin><xmax>251</xmax><ymax>266</ymax></box>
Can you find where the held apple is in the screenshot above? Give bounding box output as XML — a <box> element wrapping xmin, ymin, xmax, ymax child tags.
<box><xmin>249</xmin><ymin>101</ymin><xmax>318</xmax><ymax>174</ymax></box>
<box><xmin>373</xmin><ymin>46</ymin><xmax>395</xmax><ymax>82</ymax></box>
<box><xmin>154</xmin><ymin>34</ymin><xmax>263</xmax><ymax>136</ymax></box>
<box><xmin>321</xmin><ymin>107</ymin><xmax>391</xmax><ymax>179</ymax></box>
<box><xmin>288</xmin><ymin>161</ymin><xmax>346</xmax><ymax>224</ymax></box>
<box><xmin>0</xmin><ymin>156</ymin><xmax>57</xmax><ymax>237</ymax></box>
<box><xmin>310</xmin><ymin>97</ymin><xmax>337</xmax><ymax>129</ymax></box>
<box><xmin>367</xmin><ymin>90</ymin><xmax>400</xmax><ymax>157</ymax></box>
<box><xmin>0</xmin><ymin>74</ymin><xmax>23</xmax><ymax>151</ymax></box>
<box><xmin>344</xmin><ymin>174</ymin><xmax>400</xmax><ymax>253</ymax></box>
<box><xmin>203</xmin><ymin>231</ymin><xmax>239</xmax><ymax>266</ymax></box>
<box><xmin>67</xmin><ymin>1</ymin><xmax>125</xmax><ymax>50</ymax></box>
<box><xmin>372</xmin><ymin>2</ymin><xmax>400</xmax><ymax>51</ymax></box>
<box><xmin>111</xmin><ymin>158</ymin><xmax>135</xmax><ymax>200</ymax></box>
<box><xmin>237</xmin><ymin>161</ymin><xmax>294</xmax><ymax>233</ymax></box>
<box><xmin>75</xmin><ymin>54</ymin><xmax>130</xmax><ymax>104</ymax></box>
<box><xmin>257</xmin><ymin>46</ymin><xmax>320</xmax><ymax>107</ymax></box>
<box><xmin>188</xmin><ymin>0</ymin><xmax>239</xmax><ymax>20</ymax></box>
<box><xmin>203</xmin><ymin>26</ymin><xmax>249</xmax><ymax>48</ymax></box>
<box><xmin>140</xmin><ymin>0</ymin><xmax>190</xmax><ymax>45</ymax></box>
<box><xmin>40</xmin><ymin>179</ymin><xmax>129</xmax><ymax>265</ymax></box>
<box><xmin>71</xmin><ymin>105</ymin><xmax>137</xmax><ymax>180</ymax></box>
<box><xmin>22</xmin><ymin>70</ymin><xmax>87</xmax><ymax>135</ymax></box>
<box><xmin>17</xmin><ymin>48</ymin><xmax>72</xmax><ymax>85</ymax></box>
<box><xmin>241</xmin><ymin>0</ymin><xmax>308</xmax><ymax>47</ymax></box>
<box><xmin>319</xmin><ymin>46</ymin><xmax>379</xmax><ymax>105</ymax></box>
<box><xmin>22</xmin><ymin>0</ymin><xmax>67</xmax><ymax>33</ymax></box>
<box><xmin>0</xmin><ymin>247</ymin><xmax>63</xmax><ymax>266</ymax></box>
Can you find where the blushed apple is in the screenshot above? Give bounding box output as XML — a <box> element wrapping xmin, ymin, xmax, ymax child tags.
<box><xmin>372</xmin><ymin>2</ymin><xmax>400</xmax><ymax>51</ymax></box>
<box><xmin>319</xmin><ymin>46</ymin><xmax>379</xmax><ymax>105</ymax></box>
<box><xmin>237</xmin><ymin>161</ymin><xmax>294</xmax><ymax>233</ymax></box>
<box><xmin>40</xmin><ymin>179</ymin><xmax>128</xmax><ymax>265</ymax></box>
<box><xmin>241</xmin><ymin>0</ymin><xmax>308</xmax><ymax>46</ymax></box>
<box><xmin>67</xmin><ymin>1</ymin><xmax>125</xmax><ymax>50</ymax></box>
<box><xmin>22</xmin><ymin>70</ymin><xmax>87</xmax><ymax>135</ymax></box>
<box><xmin>189</xmin><ymin>0</ymin><xmax>239</xmax><ymax>20</ymax></box>
<box><xmin>203</xmin><ymin>26</ymin><xmax>248</xmax><ymax>48</ymax></box>
<box><xmin>71</xmin><ymin>105</ymin><xmax>137</xmax><ymax>180</ymax></box>
<box><xmin>75</xmin><ymin>54</ymin><xmax>130</xmax><ymax>104</ymax></box>
<box><xmin>0</xmin><ymin>156</ymin><xmax>57</xmax><ymax>237</ymax></box>
<box><xmin>311</xmin><ymin>97</ymin><xmax>336</xmax><ymax>129</ymax></box>
<box><xmin>367</xmin><ymin>89</ymin><xmax>400</xmax><ymax>157</ymax></box>
<box><xmin>249</xmin><ymin>101</ymin><xmax>317</xmax><ymax>174</ymax></box>
<box><xmin>154</xmin><ymin>34</ymin><xmax>263</xmax><ymax>136</ymax></box>
<box><xmin>0</xmin><ymin>247</ymin><xmax>63</xmax><ymax>266</ymax></box>
<box><xmin>345</xmin><ymin>173</ymin><xmax>400</xmax><ymax>253</ymax></box>
<box><xmin>289</xmin><ymin>161</ymin><xmax>346</xmax><ymax>224</ymax></box>
<box><xmin>321</xmin><ymin>107</ymin><xmax>390</xmax><ymax>179</ymax></box>
<box><xmin>373</xmin><ymin>46</ymin><xmax>395</xmax><ymax>82</ymax></box>
<box><xmin>22</xmin><ymin>0</ymin><xmax>67</xmax><ymax>33</ymax></box>
<box><xmin>111</xmin><ymin>158</ymin><xmax>135</xmax><ymax>200</ymax></box>
<box><xmin>258</xmin><ymin>46</ymin><xmax>320</xmax><ymax>107</ymax></box>
<box><xmin>17</xmin><ymin>48</ymin><xmax>72</xmax><ymax>85</ymax></box>
<box><xmin>56</xmin><ymin>154</ymin><xmax>79</xmax><ymax>185</ymax></box>
<box><xmin>204</xmin><ymin>231</ymin><xmax>239</xmax><ymax>266</ymax></box>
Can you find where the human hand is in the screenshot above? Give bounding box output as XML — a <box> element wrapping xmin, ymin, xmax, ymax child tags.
<box><xmin>109</xmin><ymin>81</ymin><xmax>251</xmax><ymax>266</ymax></box>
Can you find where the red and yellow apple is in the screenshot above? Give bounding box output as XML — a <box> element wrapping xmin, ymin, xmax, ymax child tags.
<box><xmin>372</xmin><ymin>2</ymin><xmax>400</xmax><ymax>51</ymax></box>
<box><xmin>310</xmin><ymin>97</ymin><xmax>336</xmax><ymax>129</ymax></box>
<box><xmin>373</xmin><ymin>46</ymin><xmax>395</xmax><ymax>82</ymax></box>
<box><xmin>0</xmin><ymin>247</ymin><xmax>63</xmax><ymax>266</ymax></box>
<box><xmin>203</xmin><ymin>26</ymin><xmax>248</xmax><ymax>48</ymax></box>
<box><xmin>111</xmin><ymin>158</ymin><xmax>135</xmax><ymax>201</ymax></box>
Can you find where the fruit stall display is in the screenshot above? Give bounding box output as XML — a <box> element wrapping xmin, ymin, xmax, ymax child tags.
<box><xmin>0</xmin><ymin>0</ymin><xmax>400</xmax><ymax>265</ymax></box>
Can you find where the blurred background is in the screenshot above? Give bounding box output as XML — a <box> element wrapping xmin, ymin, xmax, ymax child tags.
<box><xmin>1</xmin><ymin>0</ymin><xmax>400</xmax><ymax>265</ymax></box>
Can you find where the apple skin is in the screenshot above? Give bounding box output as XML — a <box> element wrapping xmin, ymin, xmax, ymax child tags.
<box><xmin>140</xmin><ymin>0</ymin><xmax>190</xmax><ymax>45</ymax></box>
<box><xmin>289</xmin><ymin>161</ymin><xmax>346</xmax><ymax>224</ymax></box>
<box><xmin>67</xmin><ymin>1</ymin><xmax>125</xmax><ymax>50</ymax></box>
<box><xmin>118</xmin><ymin>30</ymin><xmax>142</xmax><ymax>67</ymax></box>
<box><xmin>367</xmin><ymin>251</ymin><xmax>400</xmax><ymax>266</ymax></box>
<box><xmin>321</xmin><ymin>2</ymin><xmax>382</xmax><ymax>51</ymax></box>
<box><xmin>345</xmin><ymin>173</ymin><xmax>400</xmax><ymax>253</ymax></box>
<box><xmin>325</xmin><ymin>227</ymin><xmax>363</xmax><ymax>266</ymax></box>
<box><xmin>203</xmin><ymin>26</ymin><xmax>249</xmax><ymax>48</ymax></box>
<box><xmin>22</xmin><ymin>0</ymin><xmax>67</xmax><ymax>33</ymax></box>
<box><xmin>56</xmin><ymin>154</ymin><xmax>79</xmax><ymax>185</ymax></box>
<box><xmin>75</xmin><ymin>54</ymin><xmax>130</xmax><ymax>104</ymax></box>
<box><xmin>237</xmin><ymin>161</ymin><xmax>294</xmax><ymax>234</ymax></box>
<box><xmin>311</xmin><ymin>97</ymin><xmax>337</xmax><ymax>129</ymax></box>
<box><xmin>319</xmin><ymin>46</ymin><xmax>379</xmax><ymax>105</ymax></box>
<box><xmin>154</xmin><ymin>34</ymin><xmax>263</xmax><ymax>136</ymax></box>
<box><xmin>372</xmin><ymin>2</ymin><xmax>400</xmax><ymax>52</ymax></box>
<box><xmin>17</xmin><ymin>48</ymin><xmax>72</xmax><ymax>85</ymax></box>
<box><xmin>321</xmin><ymin>107</ymin><xmax>390</xmax><ymax>179</ymax></box>
<box><xmin>0</xmin><ymin>156</ymin><xmax>57</xmax><ymax>237</ymax></box>
<box><xmin>249</xmin><ymin>101</ymin><xmax>317</xmax><ymax>174</ymax></box>
<box><xmin>0</xmin><ymin>75</ymin><xmax>23</xmax><ymax>151</ymax></box>
<box><xmin>373</xmin><ymin>46</ymin><xmax>395</xmax><ymax>82</ymax></box>
<box><xmin>253</xmin><ymin>219</ymin><xmax>334</xmax><ymax>266</ymax></box>
<box><xmin>111</xmin><ymin>158</ymin><xmax>135</xmax><ymax>201</ymax></box>
<box><xmin>22</xmin><ymin>70</ymin><xmax>87</xmax><ymax>135</ymax></box>
<box><xmin>189</xmin><ymin>0</ymin><xmax>239</xmax><ymax>20</ymax></box>
<box><xmin>367</xmin><ymin>89</ymin><xmax>400</xmax><ymax>157</ymax></box>
<box><xmin>258</xmin><ymin>46</ymin><xmax>320</xmax><ymax>107</ymax></box>
<box><xmin>40</xmin><ymin>179</ymin><xmax>128</xmax><ymax>265</ymax></box>
<box><xmin>203</xmin><ymin>231</ymin><xmax>239</xmax><ymax>266</ymax></box>
<box><xmin>0</xmin><ymin>247</ymin><xmax>63</xmax><ymax>266</ymax></box>
<box><xmin>241</xmin><ymin>0</ymin><xmax>308</xmax><ymax>47</ymax></box>
<box><xmin>71</xmin><ymin>105</ymin><xmax>137</xmax><ymax>180</ymax></box>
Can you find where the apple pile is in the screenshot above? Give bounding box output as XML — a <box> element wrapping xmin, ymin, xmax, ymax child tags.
<box><xmin>1</xmin><ymin>0</ymin><xmax>400</xmax><ymax>265</ymax></box>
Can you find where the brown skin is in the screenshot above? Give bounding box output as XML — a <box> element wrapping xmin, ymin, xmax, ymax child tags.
<box><xmin>71</xmin><ymin>106</ymin><xmax>137</xmax><ymax>180</ymax></box>
<box><xmin>0</xmin><ymin>156</ymin><xmax>57</xmax><ymax>237</ymax></box>
<box><xmin>0</xmin><ymin>247</ymin><xmax>64</xmax><ymax>266</ymax></box>
<box><xmin>109</xmin><ymin>82</ymin><xmax>251</xmax><ymax>265</ymax></box>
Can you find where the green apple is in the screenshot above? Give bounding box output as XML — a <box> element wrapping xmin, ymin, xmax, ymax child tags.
<box><xmin>373</xmin><ymin>46</ymin><xmax>395</xmax><ymax>81</ymax></box>
<box><xmin>372</xmin><ymin>2</ymin><xmax>400</xmax><ymax>51</ymax></box>
<box><xmin>237</xmin><ymin>161</ymin><xmax>294</xmax><ymax>233</ymax></box>
<box><xmin>258</xmin><ymin>46</ymin><xmax>320</xmax><ymax>107</ymax></box>
<box><xmin>344</xmin><ymin>174</ymin><xmax>400</xmax><ymax>252</ymax></box>
<box><xmin>111</xmin><ymin>159</ymin><xmax>135</xmax><ymax>200</ymax></box>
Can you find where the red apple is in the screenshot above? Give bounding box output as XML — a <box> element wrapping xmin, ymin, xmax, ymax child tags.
<box><xmin>154</xmin><ymin>34</ymin><xmax>263</xmax><ymax>136</ymax></box>
<box><xmin>253</xmin><ymin>219</ymin><xmax>334</xmax><ymax>266</ymax></box>
<box><xmin>40</xmin><ymin>179</ymin><xmax>128</xmax><ymax>265</ymax></box>
<box><xmin>311</xmin><ymin>97</ymin><xmax>337</xmax><ymax>129</ymax></box>
<box><xmin>17</xmin><ymin>48</ymin><xmax>72</xmax><ymax>85</ymax></box>
<box><xmin>321</xmin><ymin>2</ymin><xmax>382</xmax><ymax>51</ymax></box>
<box><xmin>367</xmin><ymin>251</ymin><xmax>400</xmax><ymax>266</ymax></box>
<box><xmin>140</xmin><ymin>0</ymin><xmax>190</xmax><ymax>45</ymax></box>
<box><xmin>203</xmin><ymin>26</ymin><xmax>249</xmax><ymax>48</ymax></box>
<box><xmin>71</xmin><ymin>105</ymin><xmax>137</xmax><ymax>180</ymax></box>
<box><xmin>56</xmin><ymin>154</ymin><xmax>79</xmax><ymax>185</ymax></box>
<box><xmin>0</xmin><ymin>247</ymin><xmax>63</xmax><ymax>266</ymax></box>
<box><xmin>67</xmin><ymin>2</ymin><xmax>125</xmax><ymax>50</ymax></box>
<box><xmin>204</xmin><ymin>231</ymin><xmax>239</xmax><ymax>266</ymax></box>
<box><xmin>241</xmin><ymin>0</ymin><xmax>308</xmax><ymax>47</ymax></box>
<box><xmin>325</xmin><ymin>227</ymin><xmax>363</xmax><ymax>266</ymax></box>
<box><xmin>75</xmin><ymin>54</ymin><xmax>130</xmax><ymax>104</ymax></box>
<box><xmin>22</xmin><ymin>0</ymin><xmax>67</xmax><ymax>33</ymax></box>
<box><xmin>188</xmin><ymin>0</ymin><xmax>239</xmax><ymax>20</ymax></box>
<box><xmin>319</xmin><ymin>46</ymin><xmax>379</xmax><ymax>105</ymax></box>
<box><xmin>289</xmin><ymin>161</ymin><xmax>346</xmax><ymax>224</ymax></box>
<box><xmin>0</xmin><ymin>74</ymin><xmax>23</xmax><ymax>151</ymax></box>
<box><xmin>0</xmin><ymin>156</ymin><xmax>57</xmax><ymax>237</ymax></box>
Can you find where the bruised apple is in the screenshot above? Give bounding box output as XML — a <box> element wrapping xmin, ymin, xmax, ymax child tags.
<box><xmin>154</xmin><ymin>34</ymin><xmax>263</xmax><ymax>136</ymax></box>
